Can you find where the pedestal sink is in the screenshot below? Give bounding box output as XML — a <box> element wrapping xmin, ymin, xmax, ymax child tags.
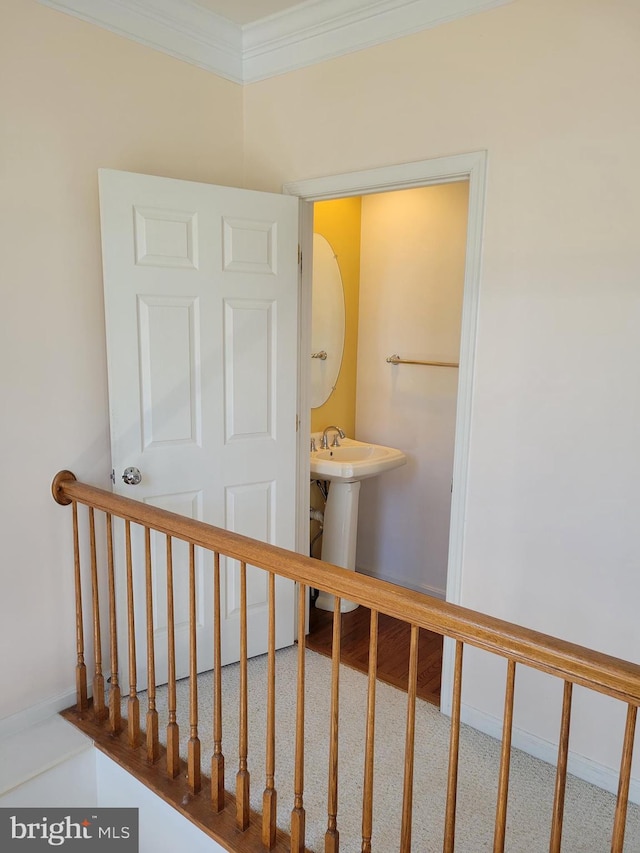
<box><xmin>310</xmin><ymin>436</ymin><xmax>406</xmax><ymax>612</ymax></box>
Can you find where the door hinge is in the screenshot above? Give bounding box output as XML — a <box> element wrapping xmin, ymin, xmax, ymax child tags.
<box><xmin>298</xmin><ymin>244</ymin><xmax>302</xmax><ymax>272</ymax></box>
<box><xmin>110</xmin><ymin>469</ymin><xmax>116</xmax><ymax>485</ymax></box>
<box><xmin>296</xmin><ymin>414</ymin><xmax>300</xmax><ymax>432</ymax></box>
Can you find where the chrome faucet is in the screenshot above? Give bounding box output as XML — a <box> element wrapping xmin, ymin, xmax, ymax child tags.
<box><xmin>321</xmin><ymin>425</ymin><xmax>345</xmax><ymax>449</ymax></box>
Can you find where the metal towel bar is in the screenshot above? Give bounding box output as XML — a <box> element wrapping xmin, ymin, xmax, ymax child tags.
<box><xmin>386</xmin><ymin>354</ymin><xmax>459</xmax><ymax>368</ymax></box>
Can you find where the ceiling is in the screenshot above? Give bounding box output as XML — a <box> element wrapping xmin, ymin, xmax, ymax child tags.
<box><xmin>37</xmin><ymin>0</ymin><xmax>514</xmax><ymax>83</ymax></box>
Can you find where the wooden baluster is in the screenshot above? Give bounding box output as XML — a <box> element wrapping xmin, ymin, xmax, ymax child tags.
<box><xmin>400</xmin><ymin>624</ymin><xmax>419</xmax><ymax>853</ymax></box>
<box><xmin>125</xmin><ymin>520</ymin><xmax>141</xmax><ymax>748</ymax></box>
<box><xmin>549</xmin><ymin>680</ymin><xmax>573</xmax><ymax>853</ymax></box>
<box><xmin>145</xmin><ymin>526</ymin><xmax>159</xmax><ymax>763</ymax></box>
<box><xmin>166</xmin><ymin>535</ymin><xmax>179</xmax><ymax>778</ymax></box>
<box><xmin>71</xmin><ymin>502</ymin><xmax>88</xmax><ymax>712</ymax></box>
<box><xmin>611</xmin><ymin>703</ymin><xmax>638</xmax><ymax>853</ymax></box>
<box><xmin>211</xmin><ymin>552</ymin><xmax>225</xmax><ymax>812</ymax></box>
<box><xmin>263</xmin><ymin>571</ymin><xmax>277</xmax><ymax>848</ymax></box>
<box><xmin>88</xmin><ymin>507</ymin><xmax>107</xmax><ymax>721</ymax></box>
<box><xmin>236</xmin><ymin>560</ymin><xmax>250</xmax><ymax>830</ymax></box>
<box><xmin>325</xmin><ymin>595</ymin><xmax>342</xmax><ymax>853</ymax></box>
<box><xmin>493</xmin><ymin>659</ymin><xmax>516</xmax><ymax>853</ymax></box>
<box><xmin>443</xmin><ymin>640</ymin><xmax>464</xmax><ymax>853</ymax></box>
<box><xmin>105</xmin><ymin>514</ymin><xmax>121</xmax><ymax>733</ymax></box>
<box><xmin>188</xmin><ymin>543</ymin><xmax>202</xmax><ymax>793</ymax></box>
<box><xmin>361</xmin><ymin>609</ymin><xmax>378</xmax><ymax>853</ymax></box>
<box><xmin>290</xmin><ymin>583</ymin><xmax>307</xmax><ymax>853</ymax></box>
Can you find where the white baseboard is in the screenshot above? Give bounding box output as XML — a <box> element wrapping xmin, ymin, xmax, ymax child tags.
<box><xmin>0</xmin><ymin>688</ymin><xmax>77</xmax><ymax>741</ymax></box>
<box><xmin>460</xmin><ymin>703</ymin><xmax>640</xmax><ymax>806</ymax></box>
<box><xmin>355</xmin><ymin>565</ymin><xmax>445</xmax><ymax>599</ymax></box>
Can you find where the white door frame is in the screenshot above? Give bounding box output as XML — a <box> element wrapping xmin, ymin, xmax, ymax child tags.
<box><xmin>284</xmin><ymin>151</ymin><xmax>488</xmax><ymax>713</ymax></box>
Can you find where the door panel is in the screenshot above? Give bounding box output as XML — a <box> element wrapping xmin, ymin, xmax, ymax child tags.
<box><xmin>99</xmin><ymin>169</ymin><xmax>298</xmax><ymax>691</ymax></box>
<box><xmin>138</xmin><ymin>295</ymin><xmax>201</xmax><ymax>448</ymax></box>
<box><xmin>223</xmin><ymin>299</ymin><xmax>274</xmax><ymax>439</ymax></box>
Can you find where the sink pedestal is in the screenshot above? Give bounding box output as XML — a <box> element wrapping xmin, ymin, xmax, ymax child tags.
<box><xmin>310</xmin><ymin>435</ymin><xmax>406</xmax><ymax>614</ymax></box>
<box><xmin>315</xmin><ymin>480</ymin><xmax>360</xmax><ymax>613</ymax></box>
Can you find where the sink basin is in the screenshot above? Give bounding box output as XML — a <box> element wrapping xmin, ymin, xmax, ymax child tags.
<box><xmin>310</xmin><ymin>437</ymin><xmax>406</xmax><ymax>482</ymax></box>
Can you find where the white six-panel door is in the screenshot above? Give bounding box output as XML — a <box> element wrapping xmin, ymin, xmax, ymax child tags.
<box><xmin>99</xmin><ymin>169</ymin><xmax>298</xmax><ymax>690</ymax></box>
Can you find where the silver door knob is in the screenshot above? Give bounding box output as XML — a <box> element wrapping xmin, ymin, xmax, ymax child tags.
<box><xmin>122</xmin><ymin>466</ymin><xmax>142</xmax><ymax>486</ymax></box>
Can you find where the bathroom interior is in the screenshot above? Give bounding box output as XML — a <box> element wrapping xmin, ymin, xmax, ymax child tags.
<box><xmin>306</xmin><ymin>182</ymin><xmax>470</xmax><ymax>703</ymax></box>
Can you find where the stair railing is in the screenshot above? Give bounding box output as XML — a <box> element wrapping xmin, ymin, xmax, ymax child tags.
<box><xmin>52</xmin><ymin>470</ymin><xmax>640</xmax><ymax>853</ymax></box>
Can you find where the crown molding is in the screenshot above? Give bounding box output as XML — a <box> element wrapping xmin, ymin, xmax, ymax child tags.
<box><xmin>242</xmin><ymin>0</ymin><xmax>513</xmax><ymax>82</ymax></box>
<box><xmin>38</xmin><ymin>0</ymin><xmax>243</xmax><ymax>82</ymax></box>
<box><xmin>38</xmin><ymin>0</ymin><xmax>514</xmax><ymax>84</ymax></box>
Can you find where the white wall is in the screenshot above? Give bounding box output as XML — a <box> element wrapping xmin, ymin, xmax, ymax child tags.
<box><xmin>2</xmin><ymin>751</ymin><xmax>225</xmax><ymax>853</ymax></box>
<box><xmin>243</xmin><ymin>0</ymin><xmax>640</xmax><ymax>788</ymax></box>
<box><xmin>96</xmin><ymin>753</ymin><xmax>225</xmax><ymax>853</ymax></box>
<box><xmin>0</xmin><ymin>717</ymin><xmax>96</xmax><ymax>807</ymax></box>
<box><xmin>0</xmin><ymin>715</ymin><xmax>225</xmax><ymax>853</ymax></box>
<box><xmin>355</xmin><ymin>183</ymin><xmax>469</xmax><ymax>597</ymax></box>
<box><xmin>0</xmin><ymin>0</ymin><xmax>243</xmax><ymax>721</ymax></box>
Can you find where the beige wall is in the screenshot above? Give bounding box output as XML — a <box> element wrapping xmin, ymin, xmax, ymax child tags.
<box><xmin>243</xmin><ymin>0</ymin><xmax>640</xmax><ymax>784</ymax></box>
<box><xmin>0</xmin><ymin>0</ymin><xmax>243</xmax><ymax>719</ymax></box>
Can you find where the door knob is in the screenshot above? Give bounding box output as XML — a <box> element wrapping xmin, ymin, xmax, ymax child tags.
<box><xmin>122</xmin><ymin>466</ymin><xmax>142</xmax><ymax>486</ymax></box>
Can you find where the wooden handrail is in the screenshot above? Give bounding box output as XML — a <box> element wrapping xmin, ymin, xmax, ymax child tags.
<box><xmin>52</xmin><ymin>471</ymin><xmax>640</xmax><ymax>705</ymax></box>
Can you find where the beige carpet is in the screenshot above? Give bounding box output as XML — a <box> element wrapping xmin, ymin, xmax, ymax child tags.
<box><xmin>141</xmin><ymin>646</ymin><xmax>640</xmax><ymax>852</ymax></box>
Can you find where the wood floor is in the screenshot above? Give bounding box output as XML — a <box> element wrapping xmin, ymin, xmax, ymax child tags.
<box><xmin>306</xmin><ymin>602</ymin><xmax>443</xmax><ymax>705</ymax></box>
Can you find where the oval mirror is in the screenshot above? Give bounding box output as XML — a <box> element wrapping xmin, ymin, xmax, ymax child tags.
<box><xmin>310</xmin><ymin>234</ymin><xmax>345</xmax><ymax>408</ymax></box>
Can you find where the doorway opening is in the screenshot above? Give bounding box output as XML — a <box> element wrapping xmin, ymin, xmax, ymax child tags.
<box><xmin>306</xmin><ymin>182</ymin><xmax>468</xmax><ymax>701</ymax></box>
<box><xmin>285</xmin><ymin>152</ymin><xmax>487</xmax><ymax>711</ymax></box>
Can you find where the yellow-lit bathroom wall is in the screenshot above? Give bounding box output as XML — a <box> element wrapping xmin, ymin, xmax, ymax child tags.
<box><xmin>311</xmin><ymin>197</ymin><xmax>362</xmax><ymax>437</ymax></box>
